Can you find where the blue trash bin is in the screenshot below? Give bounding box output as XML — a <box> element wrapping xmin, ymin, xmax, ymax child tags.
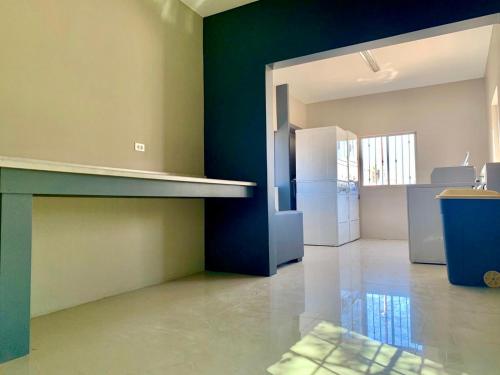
<box><xmin>438</xmin><ymin>189</ymin><xmax>500</xmax><ymax>287</ymax></box>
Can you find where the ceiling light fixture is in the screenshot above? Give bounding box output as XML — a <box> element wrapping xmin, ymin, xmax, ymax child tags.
<box><xmin>359</xmin><ymin>50</ymin><xmax>380</xmax><ymax>73</ymax></box>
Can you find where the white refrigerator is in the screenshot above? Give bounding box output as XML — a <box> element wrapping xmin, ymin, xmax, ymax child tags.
<box><xmin>296</xmin><ymin>126</ymin><xmax>360</xmax><ymax>246</ymax></box>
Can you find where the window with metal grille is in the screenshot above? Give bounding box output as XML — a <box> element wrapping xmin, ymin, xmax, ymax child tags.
<box><xmin>361</xmin><ymin>133</ymin><xmax>416</xmax><ymax>186</ymax></box>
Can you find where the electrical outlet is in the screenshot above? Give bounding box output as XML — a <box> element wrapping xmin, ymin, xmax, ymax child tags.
<box><xmin>134</xmin><ymin>142</ymin><xmax>145</xmax><ymax>152</ymax></box>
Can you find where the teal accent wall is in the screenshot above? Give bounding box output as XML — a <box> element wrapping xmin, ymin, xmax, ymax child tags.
<box><xmin>203</xmin><ymin>0</ymin><xmax>500</xmax><ymax>275</ymax></box>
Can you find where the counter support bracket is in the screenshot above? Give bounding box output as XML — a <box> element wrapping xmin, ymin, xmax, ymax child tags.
<box><xmin>0</xmin><ymin>163</ymin><xmax>255</xmax><ymax>364</ymax></box>
<box><xmin>0</xmin><ymin>193</ymin><xmax>33</xmax><ymax>363</ymax></box>
<box><xmin>0</xmin><ymin>164</ymin><xmax>255</xmax><ymax>363</ymax></box>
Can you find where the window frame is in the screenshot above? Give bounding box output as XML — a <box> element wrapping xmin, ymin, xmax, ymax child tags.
<box><xmin>360</xmin><ymin>131</ymin><xmax>417</xmax><ymax>187</ymax></box>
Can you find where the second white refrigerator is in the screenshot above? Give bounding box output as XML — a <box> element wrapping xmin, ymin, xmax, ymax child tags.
<box><xmin>296</xmin><ymin>126</ymin><xmax>360</xmax><ymax>246</ymax></box>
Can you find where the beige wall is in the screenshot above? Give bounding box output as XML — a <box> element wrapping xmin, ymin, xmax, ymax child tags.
<box><xmin>307</xmin><ymin>79</ymin><xmax>489</xmax><ymax>239</ymax></box>
<box><xmin>289</xmin><ymin>95</ymin><xmax>307</xmax><ymax>128</ymax></box>
<box><xmin>0</xmin><ymin>0</ymin><xmax>205</xmax><ymax>316</ymax></box>
<box><xmin>485</xmin><ymin>24</ymin><xmax>500</xmax><ymax>162</ymax></box>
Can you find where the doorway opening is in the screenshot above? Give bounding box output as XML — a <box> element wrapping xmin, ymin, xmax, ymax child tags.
<box><xmin>267</xmin><ymin>15</ymin><xmax>499</xmax><ymax>267</ymax></box>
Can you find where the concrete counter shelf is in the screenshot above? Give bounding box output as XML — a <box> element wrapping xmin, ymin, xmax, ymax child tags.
<box><xmin>0</xmin><ymin>156</ymin><xmax>256</xmax><ymax>363</ymax></box>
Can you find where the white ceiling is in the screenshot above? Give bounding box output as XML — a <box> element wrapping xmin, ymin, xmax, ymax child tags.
<box><xmin>180</xmin><ymin>0</ymin><xmax>258</xmax><ymax>17</ymax></box>
<box><xmin>273</xmin><ymin>26</ymin><xmax>493</xmax><ymax>104</ymax></box>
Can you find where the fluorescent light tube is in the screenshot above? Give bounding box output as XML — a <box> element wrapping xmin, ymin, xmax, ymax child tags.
<box><xmin>359</xmin><ymin>50</ymin><xmax>380</xmax><ymax>72</ymax></box>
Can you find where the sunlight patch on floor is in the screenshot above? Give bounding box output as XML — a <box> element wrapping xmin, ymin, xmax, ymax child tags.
<box><xmin>267</xmin><ymin>321</ymin><xmax>465</xmax><ymax>375</ymax></box>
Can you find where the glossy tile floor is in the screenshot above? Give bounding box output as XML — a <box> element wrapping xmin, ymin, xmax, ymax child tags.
<box><xmin>1</xmin><ymin>240</ymin><xmax>499</xmax><ymax>374</ymax></box>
